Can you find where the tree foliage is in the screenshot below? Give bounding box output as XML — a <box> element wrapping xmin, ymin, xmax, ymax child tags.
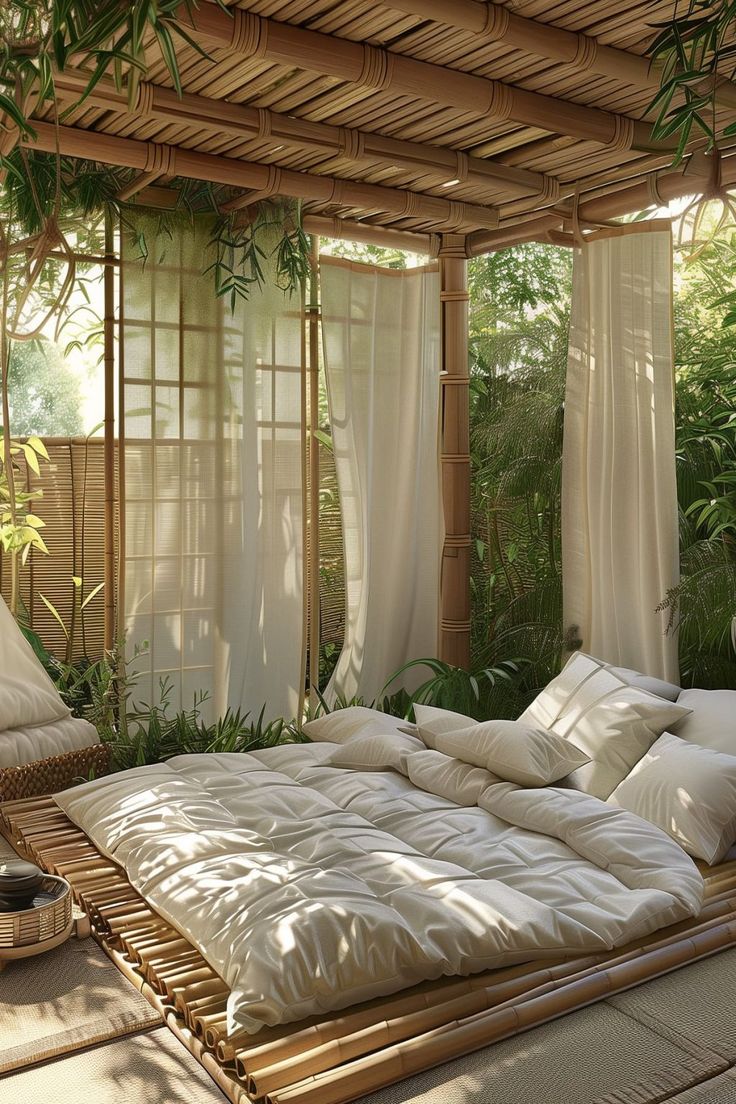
<box><xmin>6</xmin><ymin>337</ymin><xmax>83</xmax><ymax>436</ymax></box>
<box><xmin>469</xmin><ymin>224</ymin><xmax>736</xmax><ymax>699</ymax></box>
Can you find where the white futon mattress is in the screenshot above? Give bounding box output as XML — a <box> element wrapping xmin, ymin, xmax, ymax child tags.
<box><xmin>56</xmin><ymin>740</ymin><xmax>704</xmax><ymax>1035</ymax></box>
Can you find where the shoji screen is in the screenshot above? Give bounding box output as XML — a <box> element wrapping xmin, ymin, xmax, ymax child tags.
<box><xmin>121</xmin><ymin>215</ymin><xmax>303</xmax><ymax>721</ymax></box>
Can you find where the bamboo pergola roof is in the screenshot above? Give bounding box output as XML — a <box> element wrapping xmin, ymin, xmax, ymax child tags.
<box><xmin>26</xmin><ymin>0</ymin><xmax>736</xmax><ymax>254</ymax></box>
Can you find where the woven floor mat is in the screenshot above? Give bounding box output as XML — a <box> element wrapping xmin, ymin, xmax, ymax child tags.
<box><xmin>0</xmin><ymin>935</ymin><xmax>162</xmax><ymax>1075</ymax></box>
<box><xmin>357</xmin><ymin>1001</ymin><xmax>722</xmax><ymax>1104</ymax></box>
<box><xmin>0</xmin><ymin>1026</ymin><xmax>229</xmax><ymax>1104</ymax></box>
<box><xmin>607</xmin><ymin>948</ymin><xmax>736</xmax><ymax>1062</ymax></box>
<box><xmin>663</xmin><ymin>1069</ymin><xmax>736</xmax><ymax>1103</ymax></box>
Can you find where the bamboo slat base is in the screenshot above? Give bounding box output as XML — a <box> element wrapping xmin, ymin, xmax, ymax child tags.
<box><xmin>2</xmin><ymin>796</ymin><xmax>736</xmax><ymax>1104</ymax></box>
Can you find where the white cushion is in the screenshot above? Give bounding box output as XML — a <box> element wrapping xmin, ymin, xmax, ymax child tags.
<box><xmin>0</xmin><ymin>595</ymin><xmax>70</xmax><ymax>734</ymax></box>
<box><xmin>0</xmin><ymin>716</ymin><xmax>99</xmax><ymax>769</ymax></box>
<box><xmin>608</xmin><ymin>732</ymin><xmax>736</xmax><ymax>864</ymax></box>
<box><xmin>324</xmin><ymin>732</ymin><xmax>425</xmax><ymax>772</ymax></box>
<box><xmin>413</xmin><ymin>704</ymin><xmax>589</xmax><ymax>787</ymax></box>
<box><xmin>303</xmin><ymin>706</ymin><xmax>414</xmax><ymax>744</ymax></box>
<box><xmin>519</xmin><ymin>653</ymin><xmax>691</xmax><ymax>799</ymax></box>
<box><xmin>671</xmin><ymin>689</ymin><xmax>736</xmax><ymax>755</ymax></box>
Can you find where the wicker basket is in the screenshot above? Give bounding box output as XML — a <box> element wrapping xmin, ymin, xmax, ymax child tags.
<box><xmin>0</xmin><ymin>743</ymin><xmax>112</xmax><ymax>804</ymax></box>
<box><xmin>0</xmin><ymin>873</ymin><xmax>73</xmax><ymax>962</ymax></box>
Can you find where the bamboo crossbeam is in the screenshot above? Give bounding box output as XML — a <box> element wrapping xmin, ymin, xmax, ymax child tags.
<box><xmin>303</xmin><ymin>217</ymin><xmax>438</xmax><ymax>255</ymax></box>
<box><xmin>53</xmin><ymin>69</ymin><xmax>550</xmax><ymax>202</ymax></box>
<box><xmin>384</xmin><ymin>0</ymin><xmax>736</xmax><ymax>111</ymax></box>
<box><xmin>467</xmin><ymin>150</ymin><xmax>736</xmax><ymax>253</ymax></box>
<box><xmin>186</xmin><ymin>2</ymin><xmax>670</xmax><ymax>154</ymax></box>
<box><xmin>24</xmin><ymin>120</ymin><xmax>499</xmax><ymax>231</ymax></box>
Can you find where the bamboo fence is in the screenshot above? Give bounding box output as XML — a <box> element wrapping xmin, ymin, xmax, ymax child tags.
<box><xmin>2</xmin><ymin>795</ymin><xmax>735</xmax><ymax>1104</ymax></box>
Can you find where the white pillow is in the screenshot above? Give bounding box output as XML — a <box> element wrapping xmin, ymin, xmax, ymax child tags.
<box><xmin>324</xmin><ymin>732</ymin><xmax>424</xmax><ymax>772</ymax></box>
<box><xmin>671</xmin><ymin>689</ymin><xmax>736</xmax><ymax>755</ymax></box>
<box><xmin>413</xmin><ymin>704</ymin><xmax>589</xmax><ymax>787</ymax></box>
<box><xmin>606</xmin><ymin>664</ymin><xmax>681</xmax><ymax>702</ymax></box>
<box><xmin>303</xmin><ymin>706</ymin><xmax>414</xmax><ymax>744</ymax></box>
<box><xmin>413</xmin><ymin>704</ymin><xmax>476</xmax><ymax>744</ymax></box>
<box><xmin>519</xmin><ymin>653</ymin><xmax>692</xmax><ymax>799</ymax></box>
<box><xmin>608</xmin><ymin>732</ymin><xmax>736</xmax><ymax>864</ymax></box>
<box><xmin>405</xmin><ymin>749</ymin><xmax>495</xmax><ymax>806</ymax></box>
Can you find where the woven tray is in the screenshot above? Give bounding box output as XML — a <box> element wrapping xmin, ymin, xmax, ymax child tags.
<box><xmin>0</xmin><ymin>872</ymin><xmax>73</xmax><ymax>962</ymax></box>
<box><xmin>0</xmin><ymin>743</ymin><xmax>111</xmax><ymax>803</ymax></box>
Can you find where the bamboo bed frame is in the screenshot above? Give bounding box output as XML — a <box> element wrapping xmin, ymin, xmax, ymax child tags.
<box><xmin>2</xmin><ymin>794</ymin><xmax>736</xmax><ymax>1104</ymax></box>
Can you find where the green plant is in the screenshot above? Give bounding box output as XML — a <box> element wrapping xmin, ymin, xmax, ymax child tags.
<box><xmin>38</xmin><ymin>574</ymin><xmax>104</xmax><ymax>664</ymax></box>
<box><xmin>0</xmin><ymin>431</ymin><xmax>49</xmax><ymax>612</ymax></box>
<box><xmin>467</xmin><ymin>245</ymin><xmax>572</xmax><ymax>698</ymax></box>
<box><xmin>647</xmin><ymin>0</ymin><xmax>736</xmax><ymax>160</ymax></box>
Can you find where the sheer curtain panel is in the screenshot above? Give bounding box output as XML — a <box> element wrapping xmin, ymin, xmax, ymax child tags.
<box><xmin>121</xmin><ymin>214</ymin><xmax>303</xmax><ymax>721</ymax></box>
<box><xmin>320</xmin><ymin>257</ymin><xmax>442</xmax><ymax>703</ymax></box>
<box><xmin>563</xmin><ymin>223</ymin><xmax>679</xmax><ymax>682</ymax></box>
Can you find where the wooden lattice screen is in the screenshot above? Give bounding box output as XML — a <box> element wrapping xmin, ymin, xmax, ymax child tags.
<box><xmin>0</xmin><ymin>438</ymin><xmax>116</xmax><ymax>662</ymax></box>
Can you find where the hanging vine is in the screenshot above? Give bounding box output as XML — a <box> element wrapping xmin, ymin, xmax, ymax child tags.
<box><xmin>0</xmin><ymin>0</ymin><xmax>310</xmax><ymax>617</ymax></box>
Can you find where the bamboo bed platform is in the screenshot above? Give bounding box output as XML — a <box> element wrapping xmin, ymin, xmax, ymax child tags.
<box><xmin>2</xmin><ymin>795</ymin><xmax>736</xmax><ymax>1104</ymax></box>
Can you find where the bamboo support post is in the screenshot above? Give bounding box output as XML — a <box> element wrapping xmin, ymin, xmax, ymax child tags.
<box><xmin>103</xmin><ymin>211</ymin><xmax>116</xmax><ymax>651</ymax></box>
<box><xmin>186</xmin><ymin>4</ymin><xmax>671</xmax><ymax>154</ymax></box>
<box><xmin>24</xmin><ymin>122</ymin><xmax>499</xmax><ymax>232</ymax></box>
<box><xmin>438</xmin><ymin>236</ymin><xmax>471</xmax><ymax>669</ymax></box>
<box><xmin>308</xmin><ymin>236</ymin><xmax>321</xmax><ymax>706</ymax></box>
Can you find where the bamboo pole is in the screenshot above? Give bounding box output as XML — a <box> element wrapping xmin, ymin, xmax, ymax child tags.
<box><xmin>303</xmin><ymin>218</ymin><xmax>438</xmax><ymax>257</ymax></box>
<box><xmin>53</xmin><ymin>70</ymin><xmax>551</xmax><ymax>202</ymax></box>
<box><xmin>24</xmin><ymin>121</ymin><xmax>499</xmax><ymax>232</ymax></box>
<box><xmin>103</xmin><ymin>211</ymin><xmax>115</xmax><ymax>651</ymax></box>
<box><xmin>438</xmin><ymin>236</ymin><xmax>471</xmax><ymax>669</ymax></box>
<box><xmin>118</xmin><ymin>186</ymin><xmax>442</xmax><ymax>254</ymax></box>
<box><xmin>383</xmin><ymin>0</ymin><xmax>736</xmax><ymax>111</ymax></box>
<box><xmin>308</xmin><ymin>236</ymin><xmax>321</xmax><ymax>707</ymax></box>
<box><xmin>467</xmin><ymin>150</ymin><xmax>736</xmax><ymax>254</ymax></box>
<box><xmin>185</xmin><ymin>3</ymin><xmax>671</xmax><ymax>154</ymax></box>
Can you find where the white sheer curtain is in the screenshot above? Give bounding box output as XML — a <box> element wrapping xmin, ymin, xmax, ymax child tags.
<box><xmin>320</xmin><ymin>256</ymin><xmax>442</xmax><ymax>703</ymax></box>
<box><xmin>121</xmin><ymin>214</ymin><xmax>303</xmax><ymax>721</ymax></box>
<box><xmin>563</xmin><ymin>223</ymin><xmax>679</xmax><ymax>682</ymax></box>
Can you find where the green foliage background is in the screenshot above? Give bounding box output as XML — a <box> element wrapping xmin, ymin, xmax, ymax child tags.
<box><xmin>468</xmin><ymin>230</ymin><xmax>736</xmax><ymax>707</ymax></box>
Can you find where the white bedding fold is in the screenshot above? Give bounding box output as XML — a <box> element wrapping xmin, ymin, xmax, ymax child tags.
<box><xmin>56</xmin><ymin>739</ymin><xmax>703</xmax><ymax>1036</ymax></box>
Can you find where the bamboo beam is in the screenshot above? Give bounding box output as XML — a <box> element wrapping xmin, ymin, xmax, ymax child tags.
<box><xmin>384</xmin><ymin>0</ymin><xmax>736</xmax><ymax>111</ymax></box>
<box><xmin>303</xmin><ymin>217</ymin><xmax>438</xmax><ymax>255</ymax></box>
<box><xmin>103</xmin><ymin>211</ymin><xmax>115</xmax><ymax>652</ymax></box>
<box><xmin>53</xmin><ymin>70</ymin><xmax>551</xmax><ymax>202</ymax></box>
<box><xmin>466</xmin><ymin>149</ymin><xmax>736</xmax><ymax>253</ymax></box>
<box><xmin>24</xmin><ymin>120</ymin><xmax>499</xmax><ymax>231</ymax></box>
<box><xmin>186</xmin><ymin>3</ymin><xmax>671</xmax><ymax>154</ymax></box>
<box><xmin>122</xmin><ymin>184</ymin><xmax>441</xmax><ymax>252</ymax></box>
<box><xmin>438</xmin><ymin>236</ymin><xmax>471</xmax><ymax>669</ymax></box>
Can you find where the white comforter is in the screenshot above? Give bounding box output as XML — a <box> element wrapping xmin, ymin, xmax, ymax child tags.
<box><xmin>56</xmin><ymin>740</ymin><xmax>704</xmax><ymax>1036</ymax></box>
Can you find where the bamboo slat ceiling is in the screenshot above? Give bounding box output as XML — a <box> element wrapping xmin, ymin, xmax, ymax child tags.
<box><xmin>30</xmin><ymin>0</ymin><xmax>736</xmax><ymax>250</ymax></box>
